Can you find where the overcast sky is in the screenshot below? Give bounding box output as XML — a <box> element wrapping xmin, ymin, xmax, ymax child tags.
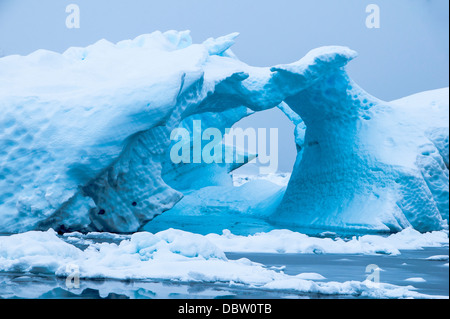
<box><xmin>0</xmin><ymin>0</ymin><xmax>448</xmax><ymax>172</ymax></box>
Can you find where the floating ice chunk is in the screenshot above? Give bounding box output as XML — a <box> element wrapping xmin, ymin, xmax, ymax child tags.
<box><xmin>425</xmin><ymin>255</ymin><xmax>449</xmax><ymax>261</ymax></box>
<box><xmin>405</xmin><ymin>277</ymin><xmax>426</xmax><ymax>283</ymax></box>
<box><xmin>205</xmin><ymin>227</ymin><xmax>449</xmax><ymax>255</ymax></box>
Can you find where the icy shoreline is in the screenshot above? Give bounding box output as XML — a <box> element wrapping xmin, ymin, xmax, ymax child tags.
<box><xmin>0</xmin><ymin>228</ymin><xmax>448</xmax><ymax>299</ymax></box>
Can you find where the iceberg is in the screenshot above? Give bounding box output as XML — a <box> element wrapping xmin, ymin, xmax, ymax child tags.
<box><xmin>0</xmin><ymin>31</ymin><xmax>448</xmax><ymax>234</ymax></box>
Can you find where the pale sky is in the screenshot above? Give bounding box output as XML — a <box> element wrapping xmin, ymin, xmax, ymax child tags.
<box><xmin>0</xmin><ymin>0</ymin><xmax>448</xmax><ymax>172</ymax></box>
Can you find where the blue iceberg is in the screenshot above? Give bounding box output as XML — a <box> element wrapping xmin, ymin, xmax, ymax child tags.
<box><xmin>0</xmin><ymin>31</ymin><xmax>447</xmax><ymax>235</ymax></box>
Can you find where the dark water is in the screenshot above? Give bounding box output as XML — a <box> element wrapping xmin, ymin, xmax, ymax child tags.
<box><xmin>0</xmin><ymin>273</ymin><xmax>342</xmax><ymax>299</ymax></box>
<box><xmin>0</xmin><ymin>247</ymin><xmax>447</xmax><ymax>299</ymax></box>
<box><xmin>227</xmin><ymin>247</ymin><xmax>449</xmax><ymax>297</ymax></box>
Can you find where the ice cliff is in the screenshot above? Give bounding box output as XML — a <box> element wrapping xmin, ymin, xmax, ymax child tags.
<box><xmin>0</xmin><ymin>31</ymin><xmax>448</xmax><ymax>234</ymax></box>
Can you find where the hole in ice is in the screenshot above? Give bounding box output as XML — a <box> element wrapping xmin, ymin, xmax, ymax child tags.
<box><xmin>227</xmin><ymin>107</ymin><xmax>297</xmax><ymax>175</ymax></box>
<box><xmin>132</xmin><ymin>202</ymin><xmax>137</xmax><ymax>207</ymax></box>
<box><xmin>98</xmin><ymin>209</ymin><xmax>106</xmax><ymax>215</ymax></box>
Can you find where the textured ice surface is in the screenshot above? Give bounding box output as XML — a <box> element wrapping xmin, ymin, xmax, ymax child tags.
<box><xmin>0</xmin><ymin>229</ymin><xmax>447</xmax><ymax>298</ymax></box>
<box><xmin>0</xmin><ymin>32</ymin><xmax>256</xmax><ymax>233</ymax></box>
<box><xmin>143</xmin><ymin>179</ymin><xmax>286</xmax><ymax>235</ymax></box>
<box><xmin>274</xmin><ymin>87</ymin><xmax>449</xmax><ymax>234</ymax></box>
<box><xmin>0</xmin><ymin>30</ymin><xmax>448</xmax><ymax>234</ymax></box>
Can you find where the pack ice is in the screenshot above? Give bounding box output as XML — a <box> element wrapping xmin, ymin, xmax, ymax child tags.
<box><xmin>0</xmin><ymin>31</ymin><xmax>448</xmax><ymax>234</ymax></box>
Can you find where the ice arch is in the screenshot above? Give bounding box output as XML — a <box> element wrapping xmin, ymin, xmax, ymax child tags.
<box><xmin>0</xmin><ymin>31</ymin><xmax>447</xmax><ymax>234</ymax></box>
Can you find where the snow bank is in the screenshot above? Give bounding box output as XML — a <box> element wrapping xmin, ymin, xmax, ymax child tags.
<box><xmin>0</xmin><ymin>229</ymin><xmax>446</xmax><ymax>298</ymax></box>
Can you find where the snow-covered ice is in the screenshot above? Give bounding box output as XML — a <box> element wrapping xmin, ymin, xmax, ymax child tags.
<box><xmin>0</xmin><ymin>229</ymin><xmax>447</xmax><ymax>298</ymax></box>
<box><xmin>205</xmin><ymin>228</ymin><xmax>449</xmax><ymax>256</ymax></box>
